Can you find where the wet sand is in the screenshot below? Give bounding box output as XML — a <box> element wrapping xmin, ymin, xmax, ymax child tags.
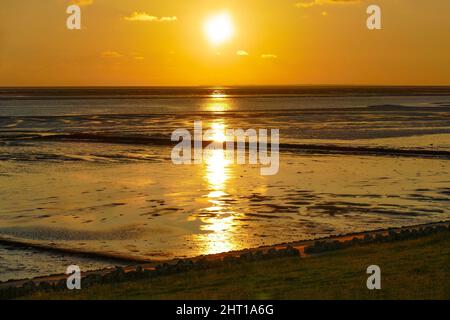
<box><xmin>1</xmin><ymin>89</ymin><xmax>449</xmax><ymax>282</ymax></box>
<box><xmin>1</xmin><ymin>143</ymin><xmax>449</xmax><ymax>281</ymax></box>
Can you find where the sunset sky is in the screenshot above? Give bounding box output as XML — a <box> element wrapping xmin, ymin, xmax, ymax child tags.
<box><xmin>0</xmin><ymin>0</ymin><xmax>449</xmax><ymax>86</ymax></box>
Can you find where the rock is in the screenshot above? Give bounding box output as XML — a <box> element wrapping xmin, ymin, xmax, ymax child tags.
<box><xmin>21</xmin><ymin>281</ymin><xmax>37</xmax><ymax>295</ymax></box>
<box><xmin>253</xmin><ymin>250</ymin><xmax>265</xmax><ymax>260</ymax></box>
<box><xmin>222</xmin><ymin>255</ymin><xmax>236</xmax><ymax>264</ymax></box>
<box><xmin>388</xmin><ymin>230</ymin><xmax>398</xmax><ymax>239</ymax></box>
<box><xmin>284</xmin><ymin>245</ymin><xmax>300</xmax><ymax>257</ymax></box>
<box><xmin>55</xmin><ymin>278</ymin><xmax>67</xmax><ymax>290</ymax></box>
<box><xmin>155</xmin><ymin>263</ymin><xmax>171</xmax><ymax>275</ymax></box>
<box><xmin>82</xmin><ymin>274</ymin><xmax>102</xmax><ymax>287</ymax></box>
<box><xmin>416</xmin><ymin>228</ymin><xmax>425</xmax><ymax>236</ymax></box>
<box><xmin>38</xmin><ymin>281</ymin><xmax>53</xmax><ymax>291</ymax></box>
<box><xmin>267</xmin><ymin>248</ymin><xmax>279</xmax><ymax>257</ymax></box>
<box><xmin>304</xmin><ymin>245</ymin><xmax>314</xmax><ymax>254</ymax></box>
<box><xmin>143</xmin><ymin>269</ymin><xmax>154</xmax><ymax>278</ymax></box>
<box><xmin>331</xmin><ymin>240</ymin><xmax>342</xmax><ymax>250</ymax></box>
<box><xmin>124</xmin><ymin>265</ymin><xmax>145</xmax><ymax>280</ymax></box>
<box><xmin>193</xmin><ymin>259</ymin><xmax>207</xmax><ymax>270</ymax></box>
<box><xmin>185</xmin><ymin>259</ymin><xmax>195</xmax><ymax>268</ymax></box>
<box><xmin>101</xmin><ymin>271</ymin><xmax>116</xmax><ymax>283</ymax></box>
<box><xmin>402</xmin><ymin>229</ymin><xmax>412</xmax><ymax>239</ymax></box>
<box><xmin>125</xmin><ymin>271</ymin><xmax>138</xmax><ymax>280</ymax></box>
<box><xmin>313</xmin><ymin>241</ymin><xmax>326</xmax><ymax>253</ymax></box>
<box><xmin>239</xmin><ymin>252</ymin><xmax>253</xmax><ymax>261</ymax></box>
<box><xmin>81</xmin><ymin>275</ymin><xmax>93</xmax><ymax>288</ymax></box>
<box><xmin>112</xmin><ymin>267</ymin><xmax>126</xmax><ymax>282</ymax></box>
<box><xmin>174</xmin><ymin>260</ymin><xmax>191</xmax><ymax>272</ymax></box>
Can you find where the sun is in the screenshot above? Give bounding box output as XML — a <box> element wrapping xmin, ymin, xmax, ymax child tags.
<box><xmin>204</xmin><ymin>13</ymin><xmax>234</xmax><ymax>46</ymax></box>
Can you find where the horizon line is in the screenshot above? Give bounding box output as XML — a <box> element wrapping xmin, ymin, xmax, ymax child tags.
<box><xmin>2</xmin><ymin>84</ymin><xmax>450</xmax><ymax>89</ymax></box>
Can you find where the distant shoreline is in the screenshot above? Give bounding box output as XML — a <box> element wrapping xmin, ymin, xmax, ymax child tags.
<box><xmin>1</xmin><ymin>86</ymin><xmax>450</xmax><ymax>100</ymax></box>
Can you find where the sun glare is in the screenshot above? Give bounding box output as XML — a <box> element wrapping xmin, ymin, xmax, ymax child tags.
<box><xmin>204</xmin><ymin>13</ymin><xmax>234</xmax><ymax>46</ymax></box>
<box><xmin>210</xmin><ymin>122</ymin><xmax>227</xmax><ymax>143</ymax></box>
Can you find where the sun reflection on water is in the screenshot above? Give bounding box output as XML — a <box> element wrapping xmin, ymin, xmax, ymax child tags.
<box><xmin>211</xmin><ymin>89</ymin><xmax>227</xmax><ymax>99</ymax></box>
<box><xmin>205</xmin><ymin>101</ymin><xmax>230</xmax><ymax>112</ymax></box>
<box><xmin>205</xmin><ymin>146</ymin><xmax>230</xmax><ymax>192</ymax></box>
<box><xmin>204</xmin><ymin>89</ymin><xmax>231</xmax><ymax>112</ymax></box>
<box><xmin>197</xmin><ymin>119</ymin><xmax>241</xmax><ymax>255</ymax></box>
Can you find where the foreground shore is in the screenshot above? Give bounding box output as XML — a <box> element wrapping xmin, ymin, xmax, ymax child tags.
<box><xmin>3</xmin><ymin>221</ymin><xmax>449</xmax><ymax>300</ymax></box>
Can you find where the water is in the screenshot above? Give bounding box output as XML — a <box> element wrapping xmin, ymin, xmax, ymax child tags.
<box><xmin>1</xmin><ymin>87</ymin><xmax>449</xmax><ymax>281</ymax></box>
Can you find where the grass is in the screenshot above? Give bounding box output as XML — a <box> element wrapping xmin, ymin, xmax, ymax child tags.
<box><xmin>26</xmin><ymin>232</ymin><xmax>450</xmax><ymax>300</ymax></box>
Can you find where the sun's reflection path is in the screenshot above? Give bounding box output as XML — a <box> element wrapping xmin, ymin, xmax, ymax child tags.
<box><xmin>211</xmin><ymin>89</ymin><xmax>227</xmax><ymax>99</ymax></box>
<box><xmin>198</xmin><ymin>118</ymin><xmax>241</xmax><ymax>255</ymax></box>
<box><xmin>205</xmin><ymin>101</ymin><xmax>229</xmax><ymax>112</ymax></box>
<box><xmin>205</xmin><ymin>148</ymin><xmax>230</xmax><ymax>191</ymax></box>
<box><xmin>204</xmin><ymin>90</ymin><xmax>231</xmax><ymax>112</ymax></box>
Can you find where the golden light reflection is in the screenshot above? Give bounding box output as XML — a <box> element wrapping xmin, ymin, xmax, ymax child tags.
<box><xmin>204</xmin><ymin>145</ymin><xmax>230</xmax><ymax>192</ymax></box>
<box><xmin>205</xmin><ymin>90</ymin><xmax>230</xmax><ymax>112</ymax></box>
<box><xmin>200</xmin><ymin>215</ymin><xmax>236</xmax><ymax>254</ymax></box>
<box><xmin>211</xmin><ymin>90</ymin><xmax>227</xmax><ymax>99</ymax></box>
<box><xmin>197</xmin><ymin>119</ymin><xmax>241</xmax><ymax>254</ymax></box>
<box><xmin>210</xmin><ymin>122</ymin><xmax>226</xmax><ymax>143</ymax></box>
<box><xmin>205</xmin><ymin>101</ymin><xmax>230</xmax><ymax>112</ymax></box>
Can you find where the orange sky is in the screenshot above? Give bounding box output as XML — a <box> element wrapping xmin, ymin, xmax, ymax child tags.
<box><xmin>0</xmin><ymin>0</ymin><xmax>449</xmax><ymax>86</ymax></box>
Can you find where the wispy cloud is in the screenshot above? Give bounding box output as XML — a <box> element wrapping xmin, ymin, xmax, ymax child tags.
<box><xmin>101</xmin><ymin>51</ymin><xmax>146</xmax><ymax>60</ymax></box>
<box><xmin>295</xmin><ymin>0</ymin><xmax>358</xmax><ymax>8</ymax></box>
<box><xmin>124</xmin><ymin>12</ymin><xmax>177</xmax><ymax>22</ymax></box>
<box><xmin>261</xmin><ymin>54</ymin><xmax>277</xmax><ymax>59</ymax></box>
<box><xmin>70</xmin><ymin>0</ymin><xmax>94</xmax><ymax>7</ymax></box>
<box><xmin>101</xmin><ymin>51</ymin><xmax>123</xmax><ymax>58</ymax></box>
<box><xmin>236</xmin><ymin>50</ymin><xmax>249</xmax><ymax>56</ymax></box>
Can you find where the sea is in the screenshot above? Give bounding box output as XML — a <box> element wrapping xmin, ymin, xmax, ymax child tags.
<box><xmin>0</xmin><ymin>86</ymin><xmax>449</xmax><ymax>281</ymax></box>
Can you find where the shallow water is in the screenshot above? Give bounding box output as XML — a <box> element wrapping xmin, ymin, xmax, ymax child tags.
<box><xmin>0</xmin><ymin>145</ymin><xmax>449</xmax><ymax>258</ymax></box>
<box><xmin>1</xmin><ymin>94</ymin><xmax>450</xmax><ymax>148</ymax></box>
<box><xmin>0</xmin><ymin>88</ymin><xmax>449</xmax><ymax>281</ymax></box>
<box><xmin>0</xmin><ymin>244</ymin><xmax>127</xmax><ymax>282</ymax></box>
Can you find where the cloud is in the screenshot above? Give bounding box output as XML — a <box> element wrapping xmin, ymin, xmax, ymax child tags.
<box><xmin>236</xmin><ymin>50</ymin><xmax>249</xmax><ymax>56</ymax></box>
<box><xmin>101</xmin><ymin>51</ymin><xmax>123</xmax><ymax>58</ymax></box>
<box><xmin>295</xmin><ymin>0</ymin><xmax>318</xmax><ymax>8</ymax></box>
<box><xmin>261</xmin><ymin>54</ymin><xmax>277</xmax><ymax>59</ymax></box>
<box><xmin>124</xmin><ymin>12</ymin><xmax>177</xmax><ymax>22</ymax></box>
<box><xmin>101</xmin><ymin>51</ymin><xmax>146</xmax><ymax>60</ymax></box>
<box><xmin>294</xmin><ymin>0</ymin><xmax>358</xmax><ymax>8</ymax></box>
<box><xmin>70</xmin><ymin>0</ymin><xmax>93</xmax><ymax>6</ymax></box>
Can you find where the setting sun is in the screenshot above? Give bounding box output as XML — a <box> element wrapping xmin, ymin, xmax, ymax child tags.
<box><xmin>204</xmin><ymin>13</ymin><xmax>234</xmax><ymax>46</ymax></box>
